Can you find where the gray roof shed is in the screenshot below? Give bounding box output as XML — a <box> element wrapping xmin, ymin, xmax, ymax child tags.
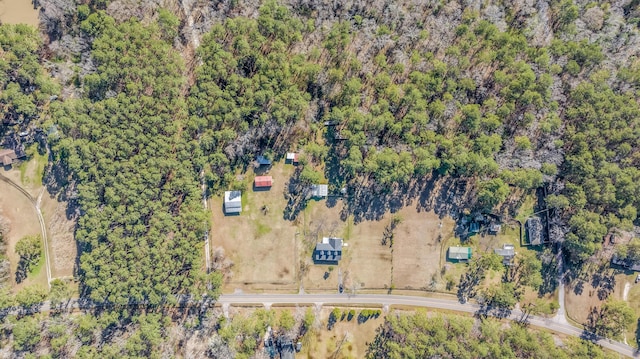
<box><xmin>224</xmin><ymin>191</ymin><xmax>242</xmax><ymax>214</ymax></box>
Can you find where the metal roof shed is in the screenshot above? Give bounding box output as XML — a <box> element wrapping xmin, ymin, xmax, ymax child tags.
<box><xmin>448</xmin><ymin>246</ymin><xmax>472</xmax><ymax>261</ymax></box>
<box><xmin>254</xmin><ymin>176</ymin><xmax>273</xmax><ymax>188</ymax></box>
<box><xmin>311</xmin><ymin>184</ymin><xmax>328</xmax><ymax>198</ymax></box>
<box><xmin>224</xmin><ymin>191</ymin><xmax>242</xmax><ymax>214</ymax></box>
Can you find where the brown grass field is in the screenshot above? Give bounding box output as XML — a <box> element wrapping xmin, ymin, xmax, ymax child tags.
<box><xmin>211</xmin><ymin>160</ymin><xmax>460</xmax><ymax>294</ymax></box>
<box><xmin>1</xmin><ymin>150</ymin><xmax>77</xmax><ymax>287</ymax></box>
<box><xmin>0</xmin><ymin>180</ymin><xmax>46</xmax><ymax>289</ymax></box>
<box><xmin>210</xmin><ymin>162</ymin><xmax>299</xmax><ymax>291</ymax></box>
<box><xmin>41</xmin><ymin>193</ymin><xmax>76</xmax><ymax>278</ymax></box>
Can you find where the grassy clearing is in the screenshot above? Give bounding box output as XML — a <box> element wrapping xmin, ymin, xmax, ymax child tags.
<box><xmin>515</xmin><ymin>193</ymin><xmax>536</xmax><ymax>223</ymax></box>
<box><xmin>18</xmin><ymin>145</ymin><xmax>47</xmax><ymax>186</ymax></box>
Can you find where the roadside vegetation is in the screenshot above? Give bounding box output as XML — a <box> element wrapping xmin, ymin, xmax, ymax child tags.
<box><xmin>367</xmin><ymin>311</ymin><xmax>616</xmax><ymax>358</ymax></box>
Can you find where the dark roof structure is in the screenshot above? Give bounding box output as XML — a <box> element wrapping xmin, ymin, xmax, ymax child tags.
<box><xmin>611</xmin><ymin>256</ymin><xmax>640</xmax><ymax>272</ymax></box>
<box><xmin>469</xmin><ymin>222</ymin><xmax>480</xmax><ymax>234</ymax></box>
<box><xmin>314</xmin><ymin>237</ymin><xmax>342</xmax><ymax>262</ymax></box>
<box><xmin>277</xmin><ymin>335</ymin><xmax>295</xmax><ymax>359</ymax></box>
<box><xmin>526</xmin><ymin>217</ymin><xmax>543</xmax><ymax>245</ymax></box>
<box><xmin>256</xmin><ymin>155</ymin><xmax>272</xmax><ymax>166</ymax></box>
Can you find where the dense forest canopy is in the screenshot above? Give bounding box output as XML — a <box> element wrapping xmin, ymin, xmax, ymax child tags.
<box><xmin>51</xmin><ymin>16</ymin><xmax>220</xmax><ymax>304</ymax></box>
<box><xmin>0</xmin><ymin>24</ymin><xmax>58</xmax><ymax>133</ymax></box>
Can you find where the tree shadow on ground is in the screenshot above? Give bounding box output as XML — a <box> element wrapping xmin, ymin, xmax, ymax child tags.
<box><xmin>538</xmin><ymin>249</ymin><xmax>559</xmax><ymax>297</ymax></box>
<box><xmin>15</xmin><ymin>258</ymin><xmax>29</xmax><ymax>284</ymax></box>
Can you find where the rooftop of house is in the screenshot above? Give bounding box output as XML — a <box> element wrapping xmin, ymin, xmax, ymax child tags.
<box><xmin>0</xmin><ymin>148</ymin><xmax>19</xmax><ymax>166</ymax></box>
<box><xmin>494</xmin><ymin>244</ymin><xmax>516</xmax><ymax>258</ymax></box>
<box><xmin>314</xmin><ymin>237</ymin><xmax>343</xmax><ymax>262</ymax></box>
<box><xmin>526</xmin><ymin>217</ymin><xmax>543</xmax><ymax>245</ymax></box>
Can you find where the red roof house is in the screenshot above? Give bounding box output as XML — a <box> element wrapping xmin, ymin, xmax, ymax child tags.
<box><xmin>254</xmin><ymin>176</ymin><xmax>273</xmax><ymax>188</ymax></box>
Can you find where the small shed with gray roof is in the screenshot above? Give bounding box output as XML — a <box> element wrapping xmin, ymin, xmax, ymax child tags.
<box><xmin>224</xmin><ymin>190</ymin><xmax>242</xmax><ymax>214</ymax></box>
<box><xmin>526</xmin><ymin>217</ymin><xmax>543</xmax><ymax>245</ymax></box>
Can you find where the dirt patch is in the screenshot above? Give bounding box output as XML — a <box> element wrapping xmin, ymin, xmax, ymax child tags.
<box><xmin>0</xmin><ymin>180</ymin><xmax>45</xmax><ymax>290</ymax></box>
<box><xmin>211</xmin><ymin>162</ymin><xmax>298</xmax><ymax>292</ymax></box>
<box><xmin>0</xmin><ymin>0</ymin><xmax>39</xmax><ymax>27</ymax></box>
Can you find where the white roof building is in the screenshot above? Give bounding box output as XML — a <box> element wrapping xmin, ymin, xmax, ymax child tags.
<box><xmin>224</xmin><ymin>191</ymin><xmax>242</xmax><ymax>214</ymax></box>
<box><xmin>311</xmin><ymin>184</ymin><xmax>328</xmax><ymax>198</ymax></box>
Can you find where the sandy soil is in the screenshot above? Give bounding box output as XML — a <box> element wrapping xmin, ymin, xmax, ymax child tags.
<box><xmin>0</xmin><ymin>0</ymin><xmax>39</xmax><ymax>27</ymax></box>
<box><xmin>391</xmin><ymin>207</ymin><xmax>455</xmax><ymax>290</ymax></box>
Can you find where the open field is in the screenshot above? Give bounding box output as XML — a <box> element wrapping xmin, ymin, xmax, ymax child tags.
<box><xmin>300</xmin><ymin>199</ymin><xmax>457</xmax><ymax>293</ymax></box>
<box><xmin>0</xmin><ymin>180</ymin><xmax>46</xmax><ymax>289</ymax></box>
<box><xmin>212</xmin><ymin>161</ymin><xmax>461</xmax><ymax>294</ymax></box>
<box><xmin>211</xmin><ymin>162</ymin><xmax>298</xmax><ymax>291</ymax></box>
<box><xmin>390</xmin><ymin>208</ymin><xmax>454</xmax><ymax>290</ymax></box>
<box><xmin>1</xmin><ymin>150</ymin><xmax>77</xmax><ymax>285</ymax></box>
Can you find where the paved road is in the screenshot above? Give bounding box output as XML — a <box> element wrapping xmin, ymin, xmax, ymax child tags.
<box><xmin>218</xmin><ymin>293</ymin><xmax>638</xmax><ymax>358</ymax></box>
